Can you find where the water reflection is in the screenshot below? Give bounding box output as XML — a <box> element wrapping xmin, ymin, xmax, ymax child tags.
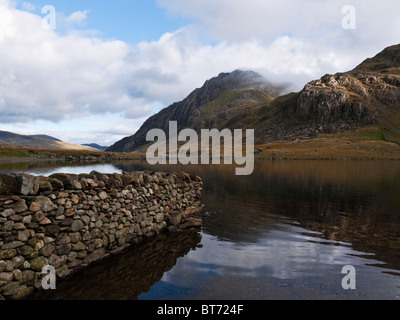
<box><xmin>0</xmin><ymin>160</ymin><xmax>118</xmax><ymax>176</ymax></box>
<box><xmin>28</xmin><ymin>231</ymin><xmax>202</xmax><ymax>300</ymax></box>
<box><xmin>115</xmin><ymin>160</ymin><xmax>400</xmax><ymax>272</ymax></box>
<box><xmin>153</xmin><ymin>231</ymin><xmax>400</xmax><ymax>300</ymax></box>
<box><xmin>115</xmin><ymin>160</ymin><xmax>400</xmax><ymax>298</ymax></box>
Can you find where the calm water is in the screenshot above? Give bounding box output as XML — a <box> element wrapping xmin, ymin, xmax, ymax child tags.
<box><xmin>2</xmin><ymin>159</ymin><xmax>400</xmax><ymax>300</ymax></box>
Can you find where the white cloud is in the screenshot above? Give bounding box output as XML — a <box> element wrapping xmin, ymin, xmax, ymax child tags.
<box><xmin>156</xmin><ymin>0</ymin><xmax>400</xmax><ymax>75</ymax></box>
<box><xmin>20</xmin><ymin>1</ymin><xmax>35</xmax><ymax>12</ymax></box>
<box><xmin>58</xmin><ymin>10</ymin><xmax>90</xmax><ymax>28</ymax></box>
<box><xmin>0</xmin><ymin>2</ymin><xmax>145</xmax><ymax>125</ymax></box>
<box><xmin>0</xmin><ymin>114</ymin><xmax>150</xmax><ymax>146</ymax></box>
<box><xmin>126</xmin><ymin>29</ymin><xmax>350</xmax><ymax>102</ymax></box>
<box><xmin>157</xmin><ymin>0</ymin><xmax>400</xmax><ymax>45</ymax></box>
<box><xmin>66</xmin><ymin>10</ymin><xmax>88</xmax><ymax>24</ymax></box>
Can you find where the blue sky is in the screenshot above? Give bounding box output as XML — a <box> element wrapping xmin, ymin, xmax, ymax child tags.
<box><xmin>1</xmin><ymin>0</ymin><xmax>400</xmax><ymax>146</ymax></box>
<box><xmin>18</xmin><ymin>0</ymin><xmax>191</xmax><ymax>44</ymax></box>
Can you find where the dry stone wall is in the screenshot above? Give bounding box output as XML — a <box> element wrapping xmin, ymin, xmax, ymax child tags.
<box><xmin>0</xmin><ymin>170</ymin><xmax>203</xmax><ymax>300</ymax></box>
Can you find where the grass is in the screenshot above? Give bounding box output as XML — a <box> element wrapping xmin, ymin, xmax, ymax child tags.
<box><xmin>255</xmin><ymin>127</ymin><xmax>400</xmax><ymax>160</ymax></box>
<box><xmin>345</xmin><ymin>126</ymin><xmax>385</xmax><ymax>142</ymax></box>
<box><xmin>382</xmin><ymin>112</ymin><xmax>400</xmax><ymax>145</ymax></box>
<box><xmin>0</xmin><ymin>145</ymin><xmax>142</xmax><ymax>160</ymax></box>
<box><xmin>0</xmin><ymin>146</ymin><xmax>36</xmax><ymax>159</ymax></box>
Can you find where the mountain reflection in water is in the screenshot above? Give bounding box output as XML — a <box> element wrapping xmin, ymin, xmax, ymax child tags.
<box><xmin>2</xmin><ymin>159</ymin><xmax>400</xmax><ymax>299</ymax></box>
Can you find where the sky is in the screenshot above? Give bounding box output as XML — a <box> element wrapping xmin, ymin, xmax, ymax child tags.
<box><xmin>0</xmin><ymin>0</ymin><xmax>400</xmax><ymax>146</ymax></box>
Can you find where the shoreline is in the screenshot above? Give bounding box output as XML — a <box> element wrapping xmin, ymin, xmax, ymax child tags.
<box><xmin>1</xmin><ymin>155</ymin><xmax>400</xmax><ymax>163</ymax></box>
<box><xmin>2</xmin><ymin>133</ymin><xmax>400</xmax><ymax>162</ymax></box>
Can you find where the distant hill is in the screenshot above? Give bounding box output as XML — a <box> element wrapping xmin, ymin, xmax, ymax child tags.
<box><xmin>108</xmin><ymin>44</ymin><xmax>400</xmax><ymax>152</ymax></box>
<box><xmin>0</xmin><ymin>131</ymin><xmax>99</xmax><ymax>151</ymax></box>
<box><xmin>29</xmin><ymin>134</ymin><xmax>62</xmax><ymax>142</ymax></box>
<box><xmin>82</xmin><ymin>143</ymin><xmax>109</xmax><ymax>151</ymax></box>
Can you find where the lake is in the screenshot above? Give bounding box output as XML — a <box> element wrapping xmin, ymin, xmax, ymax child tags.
<box><xmin>1</xmin><ymin>159</ymin><xmax>400</xmax><ymax>300</ymax></box>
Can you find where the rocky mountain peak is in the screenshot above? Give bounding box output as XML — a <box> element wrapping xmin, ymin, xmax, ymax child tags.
<box><xmin>172</xmin><ymin>69</ymin><xmax>280</xmax><ymax>124</ymax></box>
<box><xmin>107</xmin><ymin>70</ymin><xmax>283</xmax><ymax>152</ymax></box>
<box><xmin>208</xmin><ymin>70</ymin><xmax>275</xmax><ymax>92</ymax></box>
<box><xmin>186</xmin><ymin>70</ymin><xmax>283</xmax><ymax>107</ymax></box>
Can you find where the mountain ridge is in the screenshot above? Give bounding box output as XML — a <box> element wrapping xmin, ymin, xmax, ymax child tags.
<box><xmin>108</xmin><ymin>44</ymin><xmax>400</xmax><ymax>153</ymax></box>
<box><xmin>351</xmin><ymin>44</ymin><xmax>400</xmax><ymax>74</ymax></box>
<box><xmin>29</xmin><ymin>134</ymin><xmax>62</xmax><ymax>142</ymax></box>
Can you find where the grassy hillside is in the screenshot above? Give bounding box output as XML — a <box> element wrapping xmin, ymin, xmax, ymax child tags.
<box><xmin>255</xmin><ymin>126</ymin><xmax>400</xmax><ymax>160</ymax></box>
<box><xmin>0</xmin><ymin>130</ymin><xmax>99</xmax><ymax>151</ymax></box>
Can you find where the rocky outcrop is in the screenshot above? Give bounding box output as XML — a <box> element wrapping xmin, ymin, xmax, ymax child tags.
<box><xmin>252</xmin><ymin>44</ymin><xmax>400</xmax><ymax>143</ymax></box>
<box><xmin>0</xmin><ymin>171</ymin><xmax>203</xmax><ymax>300</ymax></box>
<box><xmin>295</xmin><ymin>73</ymin><xmax>377</xmax><ymax>124</ymax></box>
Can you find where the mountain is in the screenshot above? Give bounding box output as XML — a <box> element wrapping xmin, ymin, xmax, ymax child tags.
<box><xmin>0</xmin><ymin>131</ymin><xmax>100</xmax><ymax>151</ymax></box>
<box><xmin>108</xmin><ymin>44</ymin><xmax>400</xmax><ymax>153</ymax></box>
<box><xmin>107</xmin><ymin>70</ymin><xmax>288</xmax><ymax>152</ymax></box>
<box><xmin>82</xmin><ymin>143</ymin><xmax>109</xmax><ymax>151</ymax></box>
<box><xmin>240</xmin><ymin>44</ymin><xmax>400</xmax><ymax>144</ymax></box>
